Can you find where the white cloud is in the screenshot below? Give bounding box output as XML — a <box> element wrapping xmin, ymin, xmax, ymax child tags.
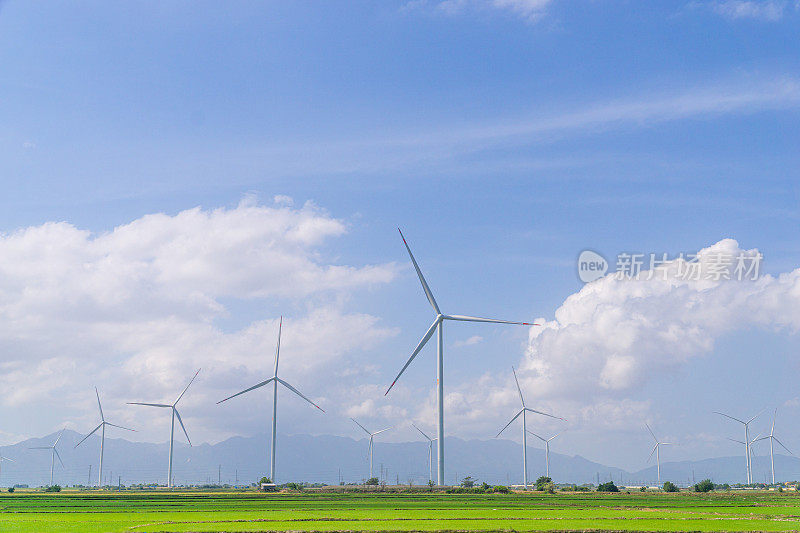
<box><xmin>454</xmin><ymin>335</ymin><xmax>483</xmax><ymax>347</ymax></box>
<box><xmin>404</xmin><ymin>0</ymin><xmax>553</xmax><ymax>22</ymax></box>
<box><xmin>0</xmin><ymin>199</ymin><xmax>399</xmax><ymax>442</ymax></box>
<box><xmin>711</xmin><ymin>0</ymin><xmax>789</xmax><ymax>21</ymax></box>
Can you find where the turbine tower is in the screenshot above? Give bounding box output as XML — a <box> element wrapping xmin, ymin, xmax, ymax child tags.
<box><xmin>386</xmin><ymin>229</ymin><xmax>537</xmax><ymax>485</ymax></box>
<box><xmin>217</xmin><ymin>317</ymin><xmax>324</xmax><ymax>483</ymax></box>
<box><xmin>527</xmin><ymin>430</ymin><xmax>562</xmax><ymax>478</ymax></box>
<box><xmin>75</xmin><ymin>387</ymin><xmax>135</xmax><ymax>487</ymax></box>
<box><xmin>351</xmin><ymin>418</ymin><xmax>390</xmax><ymax>481</ymax></box>
<box><xmin>29</xmin><ymin>428</ymin><xmax>65</xmax><ymax>486</ymax></box>
<box><xmin>0</xmin><ymin>455</ymin><xmax>13</xmax><ymax>486</ymax></box>
<box><xmin>715</xmin><ymin>409</ymin><xmax>762</xmax><ymax>484</ymax></box>
<box><xmin>729</xmin><ymin>433</ymin><xmax>761</xmax><ymax>482</ymax></box>
<box><xmin>755</xmin><ymin>408</ymin><xmax>793</xmax><ymax>485</ymax></box>
<box><xmin>495</xmin><ymin>367</ymin><xmax>563</xmax><ymax>489</ymax></box>
<box><xmin>412</xmin><ymin>423</ymin><xmax>437</xmax><ymax>484</ymax></box>
<box><xmin>129</xmin><ymin>369</ymin><xmax>200</xmax><ymax>488</ymax></box>
<box><xmin>645</xmin><ymin>424</ymin><xmax>672</xmax><ymax>484</ymax></box>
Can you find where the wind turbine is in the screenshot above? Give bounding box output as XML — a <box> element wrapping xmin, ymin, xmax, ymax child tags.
<box><xmin>715</xmin><ymin>409</ymin><xmax>763</xmax><ymax>484</ymax></box>
<box><xmin>755</xmin><ymin>408</ymin><xmax>793</xmax><ymax>485</ymax></box>
<box><xmin>495</xmin><ymin>367</ymin><xmax>564</xmax><ymax>489</ymax></box>
<box><xmin>645</xmin><ymin>424</ymin><xmax>672</xmax><ymax>484</ymax></box>
<box><xmin>351</xmin><ymin>418</ymin><xmax>391</xmax><ymax>481</ymax></box>
<box><xmin>128</xmin><ymin>369</ymin><xmax>200</xmax><ymax>488</ymax></box>
<box><xmin>75</xmin><ymin>387</ymin><xmax>135</xmax><ymax>487</ymax></box>
<box><xmin>412</xmin><ymin>423</ymin><xmax>438</xmax><ymax>484</ymax></box>
<box><xmin>217</xmin><ymin>317</ymin><xmax>324</xmax><ymax>484</ymax></box>
<box><xmin>729</xmin><ymin>433</ymin><xmax>761</xmax><ymax>483</ymax></box>
<box><xmin>527</xmin><ymin>430</ymin><xmax>562</xmax><ymax>478</ymax></box>
<box><xmin>29</xmin><ymin>428</ymin><xmax>65</xmax><ymax>486</ymax></box>
<box><xmin>0</xmin><ymin>455</ymin><xmax>13</xmax><ymax>486</ymax></box>
<box><xmin>385</xmin><ymin>229</ymin><xmax>538</xmax><ymax>485</ymax></box>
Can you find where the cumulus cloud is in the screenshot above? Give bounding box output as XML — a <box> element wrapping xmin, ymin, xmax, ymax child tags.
<box><xmin>453</xmin><ymin>335</ymin><xmax>483</xmax><ymax>347</ymax></box>
<box><xmin>0</xmin><ymin>199</ymin><xmax>398</xmax><ymax>442</ymax></box>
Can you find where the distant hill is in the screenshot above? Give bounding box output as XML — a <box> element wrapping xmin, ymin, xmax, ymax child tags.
<box><xmin>0</xmin><ymin>430</ymin><xmax>794</xmax><ymax>487</ymax></box>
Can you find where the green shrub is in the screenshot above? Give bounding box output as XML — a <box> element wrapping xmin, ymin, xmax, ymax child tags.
<box><xmin>44</xmin><ymin>485</ymin><xmax>61</xmax><ymax>493</ymax></box>
<box><xmin>597</xmin><ymin>481</ymin><xmax>619</xmax><ymax>492</ymax></box>
<box><xmin>694</xmin><ymin>479</ymin><xmax>714</xmax><ymax>493</ymax></box>
<box><xmin>365</xmin><ymin>477</ymin><xmax>379</xmax><ymax>486</ymax></box>
<box><xmin>492</xmin><ymin>485</ymin><xmax>510</xmax><ymax>493</ymax></box>
<box><xmin>662</xmin><ymin>481</ymin><xmax>678</xmax><ymax>492</ymax></box>
<box><xmin>460</xmin><ymin>476</ymin><xmax>476</xmax><ymax>488</ymax></box>
<box><xmin>534</xmin><ymin>476</ymin><xmax>552</xmax><ymax>491</ymax></box>
<box><xmin>6</xmin><ymin>487</ymin><xmax>13</xmax><ymax>493</ymax></box>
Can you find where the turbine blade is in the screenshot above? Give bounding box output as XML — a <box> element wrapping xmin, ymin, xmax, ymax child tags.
<box><xmin>647</xmin><ymin>443</ymin><xmax>657</xmax><ymax>462</ymax></box>
<box><xmin>216</xmin><ymin>377</ymin><xmax>276</xmax><ymax>404</ymax></box>
<box><xmin>128</xmin><ymin>402</ymin><xmax>171</xmax><ymax>408</ymax></box>
<box><xmin>773</xmin><ymin>436</ymin><xmax>794</xmax><ymax>456</ymax></box>
<box><xmin>548</xmin><ymin>431</ymin><xmax>563</xmax><ymax>442</ymax></box>
<box><xmin>511</xmin><ymin>366</ymin><xmax>525</xmax><ymax>407</ymax></box>
<box><xmin>746</xmin><ymin>408</ymin><xmax>766</xmax><ymax>425</ymax></box>
<box><xmin>385</xmin><ymin>317</ymin><xmax>440</xmax><ymax>395</ymax></box>
<box><xmin>28</xmin><ymin>447</ymin><xmax>51</xmax><ymax>450</ymax></box>
<box><xmin>175</xmin><ymin>368</ymin><xmax>201</xmax><ymax>405</ymax></box>
<box><xmin>2</xmin><ymin>457</ymin><xmax>13</xmax><ymax>462</ymax></box>
<box><xmin>526</xmin><ymin>430</ymin><xmax>546</xmax><ymax>442</ymax></box>
<box><xmin>54</xmin><ymin>428</ymin><xmax>65</xmax><ymax>446</ymax></box>
<box><xmin>276</xmin><ymin>378</ymin><xmax>324</xmax><ymax>412</ymax></box>
<box><xmin>645</xmin><ymin>423</ymin><xmax>658</xmax><ymax>443</ymax></box>
<box><xmin>351</xmin><ymin>418</ymin><xmax>372</xmax><ymax>436</ymax></box>
<box><xmin>727</xmin><ymin>437</ymin><xmax>745</xmax><ymax>444</ymax></box>
<box><xmin>771</xmin><ymin>408</ymin><xmax>777</xmax><ymax>436</ymax></box>
<box><xmin>495</xmin><ymin>409</ymin><xmax>523</xmax><ymax>438</ymax></box>
<box><xmin>174</xmin><ymin>408</ymin><xmax>191</xmax><ymax>446</ymax></box>
<box><xmin>274</xmin><ymin>316</ymin><xmax>282</xmax><ymax>377</ymax></box>
<box><xmin>398</xmin><ymin>228</ymin><xmax>440</xmax><ymax>314</ymax></box>
<box><xmin>372</xmin><ymin>427</ymin><xmax>392</xmax><ymax>436</ymax></box>
<box><xmin>412</xmin><ymin>423</ymin><xmax>431</xmax><ymax>441</ymax></box>
<box><xmin>75</xmin><ymin>423</ymin><xmax>103</xmax><ymax>448</ymax></box>
<box><xmin>54</xmin><ymin>448</ymin><xmax>64</xmax><ymax>468</ymax></box>
<box><xmin>444</xmin><ymin>314</ymin><xmax>536</xmax><ymax>326</ymax></box>
<box><xmin>714</xmin><ymin>411</ymin><xmax>746</xmax><ymax>425</ymax></box>
<box><xmin>367</xmin><ymin>437</ymin><xmax>373</xmax><ymax>460</ymax></box>
<box><xmin>524</xmin><ymin>407</ymin><xmax>565</xmax><ymax>420</ymax></box>
<box><xmin>95</xmin><ymin>387</ymin><xmax>104</xmax><ymax>421</ymax></box>
<box><xmin>105</xmin><ymin>422</ymin><xmax>136</xmax><ymax>432</ymax></box>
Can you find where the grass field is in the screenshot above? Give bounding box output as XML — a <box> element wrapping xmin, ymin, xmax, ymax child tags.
<box><xmin>3</xmin><ymin>490</ymin><xmax>800</xmax><ymax>532</ymax></box>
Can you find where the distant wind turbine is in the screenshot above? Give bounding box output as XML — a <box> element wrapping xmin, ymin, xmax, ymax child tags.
<box><xmin>0</xmin><ymin>455</ymin><xmax>13</xmax><ymax>486</ymax></box>
<box><xmin>129</xmin><ymin>369</ymin><xmax>200</xmax><ymax>488</ymax></box>
<box><xmin>495</xmin><ymin>367</ymin><xmax>564</xmax><ymax>489</ymax></box>
<box><xmin>412</xmin><ymin>423</ymin><xmax>438</xmax><ymax>484</ymax></box>
<box><xmin>755</xmin><ymin>408</ymin><xmax>793</xmax><ymax>485</ymax></box>
<box><xmin>75</xmin><ymin>387</ymin><xmax>135</xmax><ymax>487</ymax></box>
<box><xmin>385</xmin><ymin>229</ymin><xmax>539</xmax><ymax>485</ymax></box>
<box><xmin>729</xmin><ymin>433</ymin><xmax>761</xmax><ymax>482</ymax></box>
<box><xmin>351</xmin><ymin>418</ymin><xmax>391</xmax><ymax>481</ymax></box>
<box><xmin>527</xmin><ymin>430</ymin><xmax>562</xmax><ymax>478</ymax></box>
<box><xmin>715</xmin><ymin>409</ymin><xmax>763</xmax><ymax>484</ymax></box>
<box><xmin>217</xmin><ymin>317</ymin><xmax>324</xmax><ymax>484</ymax></box>
<box><xmin>645</xmin><ymin>424</ymin><xmax>672</xmax><ymax>484</ymax></box>
<box><xmin>29</xmin><ymin>428</ymin><xmax>65</xmax><ymax>486</ymax></box>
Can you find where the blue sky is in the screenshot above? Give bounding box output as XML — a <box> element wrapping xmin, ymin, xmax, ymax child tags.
<box><xmin>0</xmin><ymin>0</ymin><xmax>799</xmax><ymax>475</ymax></box>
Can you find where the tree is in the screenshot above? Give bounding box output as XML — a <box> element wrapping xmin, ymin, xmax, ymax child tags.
<box><xmin>597</xmin><ymin>481</ymin><xmax>619</xmax><ymax>492</ymax></box>
<box><xmin>365</xmin><ymin>477</ymin><xmax>379</xmax><ymax>486</ymax></box>
<box><xmin>427</xmin><ymin>479</ymin><xmax>435</xmax><ymax>490</ymax></box>
<box><xmin>694</xmin><ymin>479</ymin><xmax>714</xmax><ymax>493</ymax></box>
<box><xmin>662</xmin><ymin>481</ymin><xmax>678</xmax><ymax>492</ymax></box>
<box><xmin>535</xmin><ymin>476</ymin><xmax>552</xmax><ymax>491</ymax></box>
<box><xmin>460</xmin><ymin>476</ymin><xmax>476</xmax><ymax>488</ymax></box>
<box><xmin>259</xmin><ymin>477</ymin><xmax>272</xmax><ymax>484</ymax></box>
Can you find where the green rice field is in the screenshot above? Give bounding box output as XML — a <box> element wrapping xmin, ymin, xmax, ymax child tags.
<box><xmin>3</xmin><ymin>490</ymin><xmax>800</xmax><ymax>532</ymax></box>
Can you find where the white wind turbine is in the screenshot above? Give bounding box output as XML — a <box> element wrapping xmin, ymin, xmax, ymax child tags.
<box><xmin>729</xmin><ymin>433</ymin><xmax>761</xmax><ymax>482</ymax></box>
<box><xmin>386</xmin><ymin>229</ymin><xmax>538</xmax><ymax>485</ymax></box>
<box><xmin>412</xmin><ymin>423</ymin><xmax>438</xmax><ymax>484</ymax></box>
<box><xmin>29</xmin><ymin>428</ymin><xmax>65</xmax><ymax>486</ymax></box>
<box><xmin>129</xmin><ymin>369</ymin><xmax>201</xmax><ymax>488</ymax></box>
<box><xmin>715</xmin><ymin>409</ymin><xmax>763</xmax><ymax>484</ymax></box>
<box><xmin>0</xmin><ymin>455</ymin><xmax>13</xmax><ymax>486</ymax></box>
<box><xmin>495</xmin><ymin>367</ymin><xmax>564</xmax><ymax>489</ymax></box>
<box><xmin>645</xmin><ymin>423</ymin><xmax>672</xmax><ymax>484</ymax></box>
<box><xmin>75</xmin><ymin>387</ymin><xmax>135</xmax><ymax>487</ymax></box>
<box><xmin>218</xmin><ymin>317</ymin><xmax>324</xmax><ymax>484</ymax></box>
<box><xmin>755</xmin><ymin>408</ymin><xmax>793</xmax><ymax>485</ymax></box>
<box><xmin>351</xmin><ymin>418</ymin><xmax>391</xmax><ymax>481</ymax></box>
<box><xmin>527</xmin><ymin>430</ymin><xmax>562</xmax><ymax>478</ymax></box>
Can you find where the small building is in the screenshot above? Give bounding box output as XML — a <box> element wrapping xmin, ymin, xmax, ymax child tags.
<box><xmin>260</xmin><ymin>483</ymin><xmax>278</xmax><ymax>492</ymax></box>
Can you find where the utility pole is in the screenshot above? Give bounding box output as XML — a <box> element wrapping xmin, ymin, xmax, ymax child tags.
<box><xmin>118</xmin><ymin>476</ymin><xmax>121</xmax><ymax>490</ymax></box>
<box><xmin>88</xmin><ymin>465</ymin><xmax>92</xmax><ymax>487</ymax></box>
<box><xmin>218</xmin><ymin>465</ymin><xmax>221</xmax><ymax>485</ymax></box>
<box><xmin>235</xmin><ymin>469</ymin><xmax>238</xmax><ymax>485</ymax></box>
